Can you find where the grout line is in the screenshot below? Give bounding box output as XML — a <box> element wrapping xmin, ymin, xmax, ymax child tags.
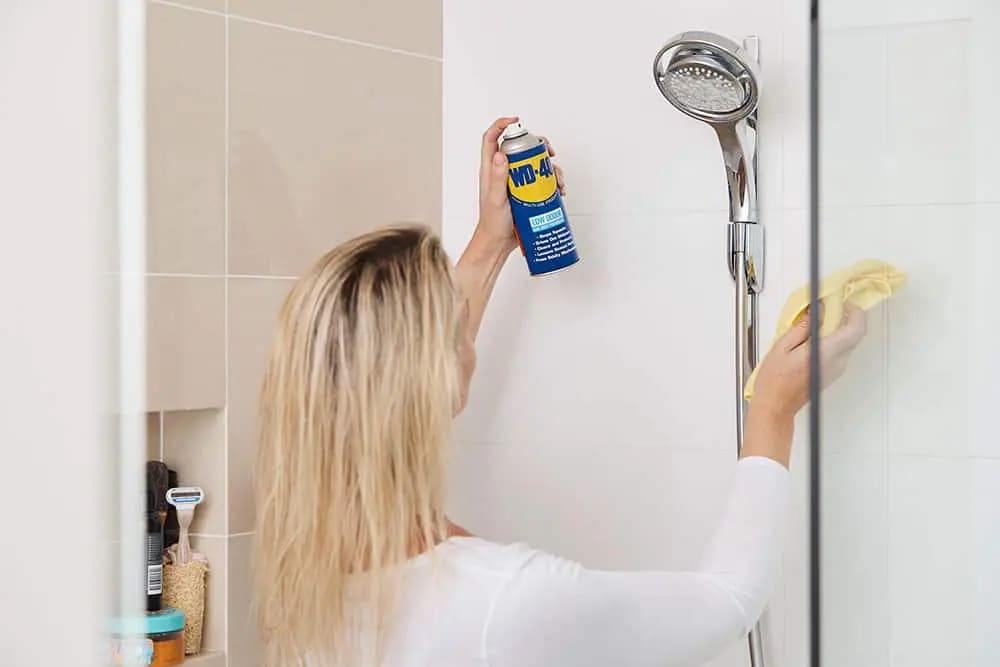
<box><xmin>223</xmin><ymin>8</ymin><xmax>231</xmax><ymax>666</ymax></box>
<box><xmin>146</xmin><ymin>272</ymin><xmax>298</xmax><ymax>280</ymax></box>
<box><xmin>883</xmin><ymin>31</ymin><xmax>891</xmax><ymax>200</ymax></box>
<box><xmin>797</xmin><ymin>200</ymin><xmax>1000</xmax><ymax>212</ymax></box>
<box><xmin>150</xmin><ymin>0</ymin><xmax>226</xmax><ymax>18</ymax></box>
<box><xmin>825</xmin><ymin>16</ymin><xmax>973</xmax><ymax>33</ymax></box>
<box><xmin>231</xmin><ymin>273</ymin><xmax>298</xmax><ymax>280</ymax></box>
<box><xmin>883</xmin><ymin>300</ymin><xmax>891</xmax><ymax>667</ymax></box>
<box><xmin>226</xmin><ymin>13</ymin><xmax>443</xmax><ymax>62</ymax></box>
<box><xmin>888</xmin><ymin>452</ymin><xmax>1000</xmax><ymax>461</ymax></box>
<box><xmin>149</xmin><ymin>0</ymin><xmax>442</xmax><ymax>61</ymax></box>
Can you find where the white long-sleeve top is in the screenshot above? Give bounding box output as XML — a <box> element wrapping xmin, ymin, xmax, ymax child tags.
<box><xmin>381</xmin><ymin>456</ymin><xmax>789</xmax><ymax>667</ymax></box>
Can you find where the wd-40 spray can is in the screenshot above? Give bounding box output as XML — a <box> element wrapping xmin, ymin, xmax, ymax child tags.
<box><xmin>500</xmin><ymin>122</ymin><xmax>579</xmax><ymax>276</ymax></box>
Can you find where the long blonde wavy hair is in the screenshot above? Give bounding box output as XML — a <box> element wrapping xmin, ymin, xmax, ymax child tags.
<box><xmin>255</xmin><ymin>226</ymin><xmax>461</xmax><ymax>666</ymax></box>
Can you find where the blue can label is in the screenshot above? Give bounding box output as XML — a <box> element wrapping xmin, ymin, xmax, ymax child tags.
<box><xmin>506</xmin><ymin>144</ymin><xmax>579</xmax><ymax>275</ymax></box>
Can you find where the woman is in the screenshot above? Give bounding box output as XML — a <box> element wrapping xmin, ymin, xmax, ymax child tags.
<box><xmin>255</xmin><ymin>117</ymin><xmax>867</xmax><ymax>667</ymax></box>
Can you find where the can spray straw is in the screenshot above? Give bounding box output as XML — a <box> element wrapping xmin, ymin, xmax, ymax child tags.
<box><xmin>499</xmin><ymin>122</ymin><xmax>579</xmax><ymax>276</ymax></box>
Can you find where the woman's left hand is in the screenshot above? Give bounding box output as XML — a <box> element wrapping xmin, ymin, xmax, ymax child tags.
<box><xmin>476</xmin><ymin>116</ymin><xmax>566</xmax><ymax>254</ymax></box>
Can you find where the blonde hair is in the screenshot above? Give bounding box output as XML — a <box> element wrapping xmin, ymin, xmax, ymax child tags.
<box><xmin>254</xmin><ymin>226</ymin><xmax>461</xmax><ymax>666</ymax></box>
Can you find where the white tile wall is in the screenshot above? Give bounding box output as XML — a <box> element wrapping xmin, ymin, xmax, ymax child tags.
<box><xmin>444</xmin><ymin>1</ymin><xmax>806</xmax><ymax>665</ymax></box>
<box><xmin>971</xmin><ymin>1</ymin><xmax>1000</xmax><ymax>202</ymax></box>
<box><xmin>444</xmin><ymin>1</ymin><xmax>998</xmax><ymax>666</ymax></box>
<box><xmin>887</xmin><ymin>456</ymin><xmax>975</xmax><ymax>666</ymax></box>
<box><xmin>973</xmin><ymin>459</ymin><xmax>1000</xmax><ymax>665</ymax></box>
<box><xmin>446</xmin><ymin>441</ymin><xmax>737</xmax><ymax>571</ymax></box>
<box><xmin>822</xmin><ymin>449</ymin><xmax>890</xmax><ymax>667</ymax></box>
<box><xmin>968</xmin><ymin>205</ymin><xmax>1000</xmax><ymax>459</ymax></box>
<box><xmin>452</xmin><ymin>210</ymin><xmax>739</xmax><ymax>450</ymax></box>
<box><xmin>817</xmin><ymin>1</ymin><xmax>998</xmax><ymax>664</ymax></box>
<box><xmin>820</xmin><ymin>27</ymin><xmax>891</xmax><ymax>208</ymax></box>
<box><xmin>885</xmin><ymin>22</ymin><xmax>974</xmax><ymax>205</ymax></box>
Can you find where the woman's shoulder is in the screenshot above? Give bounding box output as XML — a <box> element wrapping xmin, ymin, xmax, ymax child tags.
<box><xmin>428</xmin><ymin>536</ymin><xmax>549</xmax><ymax>579</ymax></box>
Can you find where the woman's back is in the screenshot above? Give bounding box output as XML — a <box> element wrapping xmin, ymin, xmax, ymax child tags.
<box><xmin>374</xmin><ymin>456</ymin><xmax>787</xmax><ymax>667</ymax></box>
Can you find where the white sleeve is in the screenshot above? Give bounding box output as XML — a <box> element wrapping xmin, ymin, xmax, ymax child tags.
<box><xmin>484</xmin><ymin>456</ymin><xmax>789</xmax><ymax>667</ymax></box>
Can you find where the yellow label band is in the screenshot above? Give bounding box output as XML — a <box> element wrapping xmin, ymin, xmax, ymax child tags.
<box><xmin>507</xmin><ymin>150</ymin><xmax>557</xmax><ymax>204</ymax></box>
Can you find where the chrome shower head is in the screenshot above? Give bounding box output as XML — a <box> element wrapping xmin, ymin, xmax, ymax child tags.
<box><xmin>653</xmin><ymin>31</ymin><xmax>760</xmax><ymax>124</ymax></box>
<box><xmin>652</xmin><ymin>31</ymin><xmax>761</xmax><ymax>224</ymax></box>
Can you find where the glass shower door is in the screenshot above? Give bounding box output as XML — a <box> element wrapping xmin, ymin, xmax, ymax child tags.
<box><xmin>814</xmin><ymin>0</ymin><xmax>1000</xmax><ymax>665</ymax></box>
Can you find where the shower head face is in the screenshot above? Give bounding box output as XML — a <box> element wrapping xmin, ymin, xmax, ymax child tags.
<box><xmin>653</xmin><ymin>31</ymin><xmax>760</xmax><ymax>124</ymax></box>
<box><xmin>662</xmin><ymin>54</ymin><xmax>746</xmax><ymax>114</ymax></box>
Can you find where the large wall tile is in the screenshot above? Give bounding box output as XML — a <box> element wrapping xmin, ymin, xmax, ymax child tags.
<box><xmin>821</xmin><ymin>0</ymin><xmax>971</xmax><ymax>27</ymax></box>
<box><xmin>822</xmin><ymin>450</ymin><xmax>890</xmax><ymax>666</ymax></box>
<box><xmin>228</xmin><ymin>20</ymin><xmax>441</xmax><ymax>276</ymax></box>
<box><xmin>146</xmin><ymin>2</ymin><xmax>225</xmax><ymax>274</ymax></box>
<box><xmin>146</xmin><ymin>277</ymin><xmax>225</xmax><ymax>411</ymax></box>
<box><xmin>229</xmin><ymin>0</ymin><xmax>442</xmax><ymax>57</ymax></box>
<box><xmin>882</xmin><ymin>206</ymin><xmax>974</xmax><ymax>456</ymax></box>
<box><xmin>885</xmin><ymin>0</ymin><xmax>971</xmax><ymax>24</ymax></box>
<box><xmin>888</xmin><ymin>456</ymin><xmax>975</xmax><ymax>666</ymax></box>
<box><xmin>447</xmin><ymin>440</ymin><xmax>736</xmax><ymax>572</ymax></box>
<box><xmin>227</xmin><ymin>278</ymin><xmax>293</xmax><ymax>534</ymax></box>
<box><xmin>163</xmin><ymin>408</ymin><xmax>226</xmax><ymax>535</ymax></box>
<box><xmin>227</xmin><ymin>533</ymin><xmax>261</xmax><ymax>667</ymax></box>
<box><xmin>885</xmin><ymin>21</ymin><xmax>974</xmax><ymax>205</ymax></box>
<box><xmin>447</xmin><ymin>441</ymin><xmax>677</xmax><ymax>570</ymax></box>
<box><xmin>968</xmin><ymin>205</ymin><xmax>1000</xmax><ymax>458</ymax></box>
<box><xmin>820</xmin><ymin>28</ymin><xmax>891</xmax><ymax>207</ymax></box>
<box><xmin>973</xmin><ymin>459</ymin><xmax>1000</xmax><ymax>665</ymax></box>
<box><xmin>452</xmin><ymin>212</ymin><xmax>736</xmax><ymax>449</ymax></box>
<box><xmin>971</xmin><ymin>1</ymin><xmax>1000</xmax><ymax>202</ymax></box>
<box><xmin>816</xmin><ymin>204</ymin><xmax>976</xmax><ymax>457</ymax></box>
<box><xmin>822</xmin><ymin>0</ymin><xmax>888</xmax><ymax>28</ymax></box>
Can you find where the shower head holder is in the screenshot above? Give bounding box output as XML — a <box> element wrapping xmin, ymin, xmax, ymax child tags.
<box><xmin>653</xmin><ymin>31</ymin><xmax>763</xmax><ymax>291</ymax></box>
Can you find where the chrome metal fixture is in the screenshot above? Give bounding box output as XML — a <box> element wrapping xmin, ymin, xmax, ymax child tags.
<box><xmin>653</xmin><ymin>30</ymin><xmax>767</xmax><ymax>667</ymax></box>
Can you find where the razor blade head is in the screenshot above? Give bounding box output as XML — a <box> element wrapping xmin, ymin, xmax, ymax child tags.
<box><xmin>166</xmin><ymin>486</ymin><xmax>205</xmax><ymax>507</ymax></box>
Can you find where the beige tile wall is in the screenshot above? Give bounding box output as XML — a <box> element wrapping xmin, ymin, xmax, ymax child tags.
<box><xmin>146</xmin><ymin>0</ymin><xmax>441</xmax><ymax>664</ymax></box>
<box><xmin>229</xmin><ymin>0</ymin><xmax>442</xmax><ymax>56</ymax></box>
<box><xmin>147</xmin><ymin>1</ymin><xmax>225</xmax><ymax>275</ymax></box>
<box><xmin>146</xmin><ymin>276</ymin><xmax>226</xmax><ymax>411</ymax></box>
<box><xmin>228</xmin><ymin>19</ymin><xmax>442</xmax><ymax>276</ymax></box>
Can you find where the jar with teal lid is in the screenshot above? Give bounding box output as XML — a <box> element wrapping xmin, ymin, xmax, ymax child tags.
<box><xmin>108</xmin><ymin>607</ymin><xmax>185</xmax><ymax>667</ymax></box>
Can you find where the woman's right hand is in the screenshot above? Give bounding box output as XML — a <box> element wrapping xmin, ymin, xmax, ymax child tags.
<box><xmin>750</xmin><ymin>304</ymin><xmax>869</xmax><ymax>420</ymax></box>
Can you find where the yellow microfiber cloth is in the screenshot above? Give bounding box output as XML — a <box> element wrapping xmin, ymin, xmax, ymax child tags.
<box><xmin>744</xmin><ymin>259</ymin><xmax>907</xmax><ymax>399</ymax></box>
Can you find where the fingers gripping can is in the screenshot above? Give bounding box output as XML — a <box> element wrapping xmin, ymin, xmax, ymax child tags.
<box><xmin>500</xmin><ymin>122</ymin><xmax>580</xmax><ymax>276</ymax></box>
